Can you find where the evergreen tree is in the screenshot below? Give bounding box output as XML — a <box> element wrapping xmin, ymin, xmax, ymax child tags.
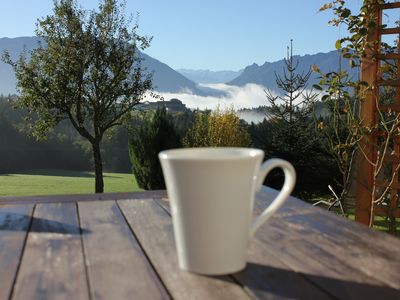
<box><xmin>264</xmin><ymin>39</ymin><xmax>317</xmax><ymax>154</ymax></box>
<box><xmin>262</xmin><ymin>40</ymin><xmax>335</xmax><ymax>198</ymax></box>
<box><xmin>128</xmin><ymin>107</ymin><xmax>181</xmax><ymax>190</ymax></box>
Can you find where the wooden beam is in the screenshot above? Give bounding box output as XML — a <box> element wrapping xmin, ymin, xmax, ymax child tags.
<box><xmin>378</xmin><ymin>103</ymin><xmax>400</xmax><ymax>111</ymax></box>
<box><xmin>356</xmin><ymin>3</ymin><xmax>380</xmax><ymax>225</ymax></box>
<box><xmin>380</xmin><ymin>27</ymin><xmax>400</xmax><ymax>35</ymax></box>
<box><xmin>376</xmin><ymin>79</ymin><xmax>400</xmax><ymax>86</ymax></box>
<box><xmin>373</xmin><ymin>206</ymin><xmax>400</xmax><ymax>218</ymax></box>
<box><xmin>381</xmin><ymin>2</ymin><xmax>400</xmax><ymax>10</ymax></box>
<box><xmin>375</xmin><ymin>53</ymin><xmax>400</xmax><ymax>60</ymax></box>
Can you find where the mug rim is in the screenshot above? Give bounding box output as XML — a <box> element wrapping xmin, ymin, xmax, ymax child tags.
<box><xmin>159</xmin><ymin>147</ymin><xmax>264</xmax><ymax>161</ymax></box>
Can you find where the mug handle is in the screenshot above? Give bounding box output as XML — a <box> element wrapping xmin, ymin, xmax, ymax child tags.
<box><xmin>250</xmin><ymin>159</ymin><xmax>296</xmax><ymax>237</ymax></box>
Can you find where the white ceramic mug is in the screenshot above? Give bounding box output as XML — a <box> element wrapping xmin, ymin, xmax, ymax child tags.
<box><xmin>159</xmin><ymin>147</ymin><xmax>296</xmax><ymax>275</ymax></box>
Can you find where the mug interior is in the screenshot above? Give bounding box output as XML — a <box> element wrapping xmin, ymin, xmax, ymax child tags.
<box><xmin>159</xmin><ymin>147</ymin><xmax>264</xmax><ymax>161</ymax></box>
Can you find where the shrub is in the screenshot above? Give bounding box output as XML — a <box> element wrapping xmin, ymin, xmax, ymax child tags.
<box><xmin>128</xmin><ymin>107</ymin><xmax>181</xmax><ymax>190</ymax></box>
<box><xmin>183</xmin><ymin>107</ymin><xmax>250</xmax><ymax>147</ymax></box>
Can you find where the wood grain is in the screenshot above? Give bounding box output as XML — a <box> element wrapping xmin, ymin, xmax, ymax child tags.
<box><xmin>12</xmin><ymin>202</ymin><xmax>89</xmax><ymax>300</ymax></box>
<box><xmin>78</xmin><ymin>200</ymin><xmax>169</xmax><ymax>300</ymax></box>
<box><xmin>252</xmin><ymin>187</ymin><xmax>400</xmax><ymax>299</ymax></box>
<box><xmin>0</xmin><ymin>204</ymin><xmax>34</xmax><ymax>300</ymax></box>
<box><xmin>155</xmin><ymin>197</ymin><xmax>332</xmax><ymax>299</ymax></box>
<box><xmin>2</xmin><ymin>189</ymin><xmax>400</xmax><ymax>300</ymax></box>
<box><xmin>118</xmin><ymin>198</ymin><xmax>252</xmax><ymax>300</ymax></box>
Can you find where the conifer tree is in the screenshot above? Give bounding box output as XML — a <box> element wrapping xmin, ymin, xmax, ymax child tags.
<box><xmin>263</xmin><ymin>40</ymin><xmax>332</xmax><ymax>197</ymax></box>
<box><xmin>265</xmin><ymin>39</ymin><xmax>318</xmax><ymax>154</ymax></box>
<box><xmin>128</xmin><ymin>107</ymin><xmax>181</xmax><ymax>190</ymax></box>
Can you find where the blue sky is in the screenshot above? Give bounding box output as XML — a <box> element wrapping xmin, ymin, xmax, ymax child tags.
<box><xmin>0</xmin><ymin>0</ymin><xmax>363</xmax><ymax>71</ymax></box>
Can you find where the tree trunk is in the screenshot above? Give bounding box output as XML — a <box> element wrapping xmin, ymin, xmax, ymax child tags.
<box><xmin>92</xmin><ymin>141</ymin><xmax>104</xmax><ymax>193</ymax></box>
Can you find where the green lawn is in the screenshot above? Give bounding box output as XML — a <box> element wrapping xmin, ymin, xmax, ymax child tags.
<box><xmin>0</xmin><ymin>169</ymin><xmax>142</xmax><ymax>196</ymax></box>
<box><xmin>312</xmin><ymin>198</ymin><xmax>400</xmax><ymax>235</ymax></box>
<box><xmin>346</xmin><ymin>210</ymin><xmax>400</xmax><ymax>234</ymax></box>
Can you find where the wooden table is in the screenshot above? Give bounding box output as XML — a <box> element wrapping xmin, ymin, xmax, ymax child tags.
<box><xmin>1</xmin><ymin>187</ymin><xmax>400</xmax><ymax>300</ymax></box>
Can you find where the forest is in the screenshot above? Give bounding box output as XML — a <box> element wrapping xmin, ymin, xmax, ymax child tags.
<box><xmin>0</xmin><ymin>93</ymin><xmax>338</xmax><ymax>200</ymax></box>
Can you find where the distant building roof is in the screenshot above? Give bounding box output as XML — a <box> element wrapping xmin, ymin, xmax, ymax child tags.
<box><xmin>136</xmin><ymin>98</ymin><xmax>187</xmax><ymax>112</ymax></box>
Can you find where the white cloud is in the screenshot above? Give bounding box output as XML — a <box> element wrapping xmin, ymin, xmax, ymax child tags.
<box><xmin>144</xmin><ymin>83</ymin><xmax>271</xmax><ymax>110</ymax></box>
<box><xmin>142</xmin><ymin>83</ymin><xmax>319</xmax><ymax>123</ymax></box>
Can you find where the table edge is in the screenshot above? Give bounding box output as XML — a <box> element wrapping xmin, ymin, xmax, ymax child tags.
<box><xmin>0</xmin><ymin>190</ymin><xmax>168</xmax><ymax>205</ymax></box>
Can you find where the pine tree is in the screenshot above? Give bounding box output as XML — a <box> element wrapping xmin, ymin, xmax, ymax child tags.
<box><xmin>128</xmin><ymin>107</ymin><xmax>181</xmax><ymax>190</ymax></box>
<box><xmin>262</xmin><ymin>40</ymin><xmax>334</xmax><ymax>198</ymax></box>
<box><xmin>265</xmin><ymin>39</ymin><xmax>317</xmax><ymax>153</ymax></box>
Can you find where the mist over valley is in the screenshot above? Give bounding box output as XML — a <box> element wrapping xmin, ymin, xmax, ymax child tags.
<box><xmin>0</xmin><ymin>37</ymin><xmax>350</xmax><ymax>123</ymax></box>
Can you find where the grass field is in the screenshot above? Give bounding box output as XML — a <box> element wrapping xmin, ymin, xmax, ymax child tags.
<box><xmin>0</xmin><ymin>169</ymin><xmax>142</xmax><ymax>196</ymax></box>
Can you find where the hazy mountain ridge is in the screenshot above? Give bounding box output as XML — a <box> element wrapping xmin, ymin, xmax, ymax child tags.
<box><xmin>0</xmin><ymin>37</ymin><xmax>39</xmax><ymax>95</ymax></box>
<box><xmin>0</xmin><ymin>36</ymin><xmax>202</xmax><ymax>95</ymax></box>
<box><xmin>140</xmin><ymin>52</ymin><xmax>203</xmax><ymax>94</ymax></box>
<box><xmin>228</xmin><ymin>51</ymin><xmax>357</xmax><ymax>89</ymax></box>
<box><xmin>0</xmin><ymin>37</ymin><xmax>358</xmax><ymax>98</ymax></box>
<box><xmin>177</xmin><ymin>69</ymin><xmax>242</xmax><ymax>84</ymax></box>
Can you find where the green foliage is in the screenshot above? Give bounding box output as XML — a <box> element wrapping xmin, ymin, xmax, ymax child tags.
<box><xmin>2</xmin><ymin>0</ymin><xmax>152</xmax><ymax>193</ymax></box>
<box><xmin>183</xmin><ymin>111</ymin><xmax>210</xmax><ymax>147</ymax></box>
<box><xmin>320</xmin><ymin>0</ymin><xmax>386</xmax><ymax>68</ymax></box>
<box><xmin>318</xmin><ymin>0</ymin><xmax>400</xmax><ymax>229</ymax></box>
<box><xmin>168</xmin><ymin>110</ymin><xmax>196</xmax><ymax>141</ymax></box>
<box><xmin>316</xmin><ymin>1</ymin><xmax>385</xmax><ymax>199</ymax></box>
<box><xmin>257</xmin><ymin>41</ymin><xmax>334</xmax><ymax>198</ymax></box>
<box><xmin>183</xmin><ymin>107</ymin><xmax>251</xmax><ymax>147</ymax></box>
<box><xmin>101</xmin><ymin>126</ymin><xmax>131</xmax><ymax>172</ymax></box>
<box><xmin>249</xmin><ymin>117</ymin><xmax>337</xmax><ymax>199</ymax></box>
<box><xmin>0</xmin><ymin>95</ymin><xmax>133</xmax><ymax>173</ymax></box>
<box><xmin>0</xmin><ymin>96</ymin><xmax>91</xmax><ymax>172</ymax></box>
<box><xmin>128</xmin><ymin>108</ymin><xmax>181</xmax><ymax>190</ymax></box>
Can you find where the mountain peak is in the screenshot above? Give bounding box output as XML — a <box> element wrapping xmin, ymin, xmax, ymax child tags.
<box><xmin>244</xmin><ymin>63</ymin><xmax>259</xmax><ymax>71</ymax></box>
<box><xmin>228</xmin><ymin>50</ymin><xmax>353</xmax><ymax>88</ymax></box>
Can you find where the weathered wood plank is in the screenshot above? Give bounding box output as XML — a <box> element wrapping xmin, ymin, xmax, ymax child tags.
<box><xmin>0</xmin><ymin>204</ymin><xmax>34</xmax><ymax>300</ymax></box>
<box><xmin>259</xmin><ymin>187</ymin><xmax>400</xmax><ymax>282</ymax></box>
<box><xmin>78</xmin><ymin>200</ymin><xmax>169</xmax><ymax>300</ymax></box>
<box><xmin>155</xmin><ymin>198</ymin><xmax>332</xmax><ymax>300</ymax></box>
<box><xmin>235</xmin><ymin>239</ymin><xmax>333</xmax><ymax>300</ymax></box>
<box><xmin>251</xmin><ymin>187</ymin><xmax>400</xmax><ymax>299</ymax></box>
<box><xmin>12</xmin><ymin>202</ymin><xmax>89</xmax><ymax>300</ymax></box>
<box><xmin>118</xmin><ymin>199</ymin><xmax>252</xmax><ymax>300</ymax></box>
<box><xmin>0</xmin><ymin>190</ymin><xmax>167</xmax><ymax>205</ymax></box>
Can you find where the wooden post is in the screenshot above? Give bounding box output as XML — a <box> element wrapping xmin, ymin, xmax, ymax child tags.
<box><xmin>355</xmin><ymin>2</ymin><xmax>380</xmax><ymax>225</ymax></box>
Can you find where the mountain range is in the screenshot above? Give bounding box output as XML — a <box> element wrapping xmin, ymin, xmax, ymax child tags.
<box><xmin>177</xmin><ymin>69</ymin><xmax>242</xmax><ymax>84</ymax></box>
<box><xmin>228</xmin><ymin>51</ymin><xmax>356</xmax><ymax>87</ymax></box>
<box><xmin>0</xmin><ymin>36</ymin><xmax>357</xmax><ymax>97</ymax></box>
<box><xmin>0</xmin><ymin>37</ymin><xmax>38</xmax><ymax>95</ymax></box>
<box><xmin>0</xmin><ymin>37</ymin><xmax>202</xmax><ymax>95</ymax></box>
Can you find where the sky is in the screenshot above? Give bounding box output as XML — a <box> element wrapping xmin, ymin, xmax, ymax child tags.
<box><xmin>0</xmin><ymin>0</ymin><xmax>364</xmax><ymax>71</ymax></box>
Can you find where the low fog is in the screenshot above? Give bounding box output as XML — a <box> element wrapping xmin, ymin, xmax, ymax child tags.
<box><xmin>149</xmin><ymin>83</ymin><xmax>268</xmax><ymax>109</ymax></box>
<box><xmin>144</xmin><ymin>83</ymin><xmax>273</xmax><ymax>123</ymax></box>
<box><xmin>143</xmin><ymin>83</ymin><xmax>319</xmax><ymax>124</ymax></box>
